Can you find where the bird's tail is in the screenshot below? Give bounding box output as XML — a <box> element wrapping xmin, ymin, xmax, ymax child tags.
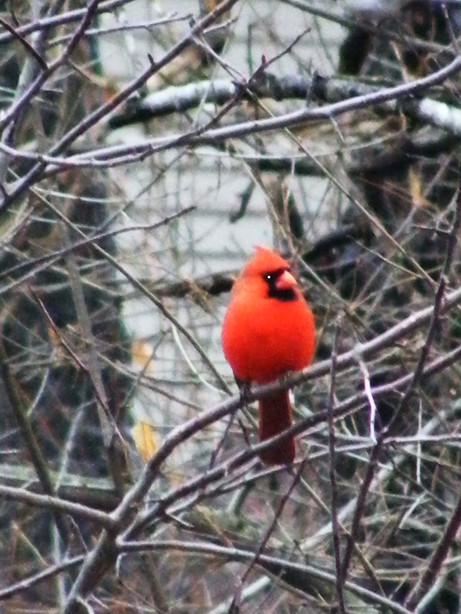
<box><xmin>258</xmin><ymin>390</ymin><xmax>295</xmax><ymax>465</ymax></box>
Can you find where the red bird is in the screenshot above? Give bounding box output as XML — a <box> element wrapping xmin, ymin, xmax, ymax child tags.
<box><xmin>222</xmin><ymin>247</ymin><xmax>316</xmax><ymax>465</ymax></box>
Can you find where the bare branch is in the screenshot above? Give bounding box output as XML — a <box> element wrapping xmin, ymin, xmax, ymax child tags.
<box><xmin>0</xmin><ymin>484</ymin><xmax>116</xmax><ymax>529</ymax></box>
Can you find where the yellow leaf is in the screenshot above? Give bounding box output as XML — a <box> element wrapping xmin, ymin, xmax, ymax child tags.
<box><xmin>132</xmin><ymin>421</ymin><xmax>159</xmax><ymax>462</ymax></box>
<box><xmin>131</xmin><ymin>340</ymin><xmax>155</xmax><ymax>372</ymax></box>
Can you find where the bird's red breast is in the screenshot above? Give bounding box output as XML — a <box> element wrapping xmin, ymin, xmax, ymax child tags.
<box><xmin>222</xmin><ymin>246</ymin><xmax>315</xmax><ymax>383</ymax></box>
<box><xmin>221</xmin><ymin>246</ymin><xmax>316</xmax><ymax>464</ymax></box>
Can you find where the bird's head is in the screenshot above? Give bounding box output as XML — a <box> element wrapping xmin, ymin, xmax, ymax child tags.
<box><xmin>238</xmin><ymin>246</ymin><xmax>301</xmax><ymax>302</ymax></box>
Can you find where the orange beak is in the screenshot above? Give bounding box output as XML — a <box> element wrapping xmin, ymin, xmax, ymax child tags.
<box><xmin>275</xmin><ymin>270</ymin><xmax>298</xmax><ymax>291</ymax></box>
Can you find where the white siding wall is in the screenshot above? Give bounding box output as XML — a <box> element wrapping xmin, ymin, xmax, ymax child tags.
<box><xmin>99</xmin><ymin>0</ymin><xmax>343</xmax><ymax>462</ymax></box>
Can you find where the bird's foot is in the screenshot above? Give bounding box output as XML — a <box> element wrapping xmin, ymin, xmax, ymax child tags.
<box><xmin>238</xmin><ymin>380</ymin><xmax>251</xmax><ymax>407</ymax></box>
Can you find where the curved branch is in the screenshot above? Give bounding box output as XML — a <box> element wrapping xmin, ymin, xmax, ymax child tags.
<box><xmin>117</xmin><ymin>538</ymin><xmax>412</xmax><ymax>614</ymax></box>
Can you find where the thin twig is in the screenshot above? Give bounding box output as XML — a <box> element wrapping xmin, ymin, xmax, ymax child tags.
<box><xmin>404</xmin><ymin>492</ymin><xmax>461</xmax><ymax>610</ymax></box>
<box><xmin>0</xmin><ymin>0</ymin><xmax>133</xmax><ymax>45</ymax></box>
<box><xmin>0</xmin><ymin>555</ymin><xmax>84</xmax><ymax>600</ymax></box>
<box><xmin>0</xmin><ymin>18</ymin><xmax>47</xmax><ymax>69</ymax></box>
<box><xmin>327</xmin><ymin>321</ymin><xmax>346</xmax><ymax>613</ymax></box>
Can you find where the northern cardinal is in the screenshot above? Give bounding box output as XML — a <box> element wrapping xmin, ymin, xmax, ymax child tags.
<box><xmin>222</xmin><ymin>247</ymin><xmax>316</xmax><ymax>464</ymax></box>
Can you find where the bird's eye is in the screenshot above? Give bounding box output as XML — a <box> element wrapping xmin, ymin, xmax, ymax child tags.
<box><xmin>263</xmin><ymin>273</ymin><xmax>273</xmax><ymax>282</ymax></box>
